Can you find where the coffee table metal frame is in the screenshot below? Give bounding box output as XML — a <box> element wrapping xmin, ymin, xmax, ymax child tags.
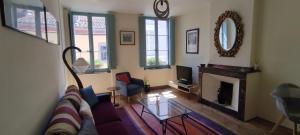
<box><xmin>138</xmin><ymin>97</ymin><xmax>191</xmax><ymax>135</ymax></box>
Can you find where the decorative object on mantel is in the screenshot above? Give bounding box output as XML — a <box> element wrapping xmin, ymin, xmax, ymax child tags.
<box><xmin>254</xmin><ymin>63</ymin><xmax>259</xmax><ymax>70</ymax></box>
<box><xmin>186</xmin><ymin>28</ymin><xmax>200</xmax><ymax>54</ymax></box>
<box><xmin>63</xmin><ymin>46</ymin><xmax>90</xmax><ymax>89</ymax></box>
<box><xmin>214</xmin><ymin>11</ymin><xmax>244</xmax><ymax>57</ymax></box>
<box><xmin>153</xmin><ymin>0</ymin><xmax>169</xmax><ymax>19</ymax></box>
<box><xmin>120</xmin><ymin>31</ymin><xmax>135</xmax><ymax>45</ymax></box>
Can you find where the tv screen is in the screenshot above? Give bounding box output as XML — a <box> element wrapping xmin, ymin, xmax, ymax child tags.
<box><xmin>176</xmin><ymin>65</ymin><xmax>192</xmax><ymax>85</ymax></box>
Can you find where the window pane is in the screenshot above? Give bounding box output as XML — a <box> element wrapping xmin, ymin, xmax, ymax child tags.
<box><xmin>158</xmin><ymin>35</ymin><xmax>168</xmax><ymax>51</ymax></box>
<box><xmin>92</xmin><ymin>17</ymin><xmax>107</xmax><ymax>69</ymax></box>
<box><xmin>146</xmin><ymin>19</ymin><xmax>155</xmax><ymax>35</ymax></box>
<box><xmin>158</xmin><ymin>20</ymin><xmax>167</xmax><ymax>35</ymax></box>
<box><xmin>146</xmin><ymin>51</ymin><xmax>156</xmax><ymax>66</ymax></box>
<box><xmin>16</xmin><ymin>8</ymin><xmax>36</xmax><ymax>35</ymax></box>
<box><xmin>159</xmin><ymin>51</ymin><xmax>168</xmax><ymax>65</ymax></box>
<box><xmin>40</xmin><ymin>12</ymin><xmax>47</xmax><ymax>39</ymax></box>
<box><xmin>146</xmin><ymin>35</ymin><xmax>156</xmax><ymax>51</ymax></box>
<box><xmin>145</xmin><ymin>19</ymin><xmax>170</xmax><ymax>67</ymax></box>
<box><xmin>3</xmin><ymin>0</ymin><xmax>46</xmax><ymax>40</ymax></box>
<box><xmin>73</xmin><ymin>15</ymin><xmax>90</xmax><ymax>64</ymax></box>
<box><xmin>46</xmin><ymin>12</ymin><xmax>58</xmax><ymax>44</ymax></box>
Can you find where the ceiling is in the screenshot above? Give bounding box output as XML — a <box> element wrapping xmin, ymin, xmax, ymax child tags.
<box><xmin>60</xmin><ymin>0</ymin><xmax>211</xmax><ymax>17</ymax></box>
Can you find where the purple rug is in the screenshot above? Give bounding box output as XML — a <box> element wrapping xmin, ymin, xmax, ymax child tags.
<box><xmin>116</xmin><ymin>105</ymin><xmax>236</xmax><ymax>135</ymax></box>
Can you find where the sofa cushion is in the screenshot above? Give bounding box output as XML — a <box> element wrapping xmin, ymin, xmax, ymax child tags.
<box><xmin>66</xmin><ymin>85</ymin><xmax>81</xmax><ymax>95</ymax></box>
<box><xmin>78</xmin><ymin>118</ymin><xmax>98</xmax><ymax>135</ymax></box>
<box><xmin>92</xmin><ymin>102</ymin><xmax>121</xmax><ymax>125</ymax></box>
<box><xmin>116</xmin><ymin>74</ymin><xmax>131</xmax><ymax>85</ymax></box>
<box><xmin>80</xmin><ymin>86</ymin><xmax>98</xmax><ymax>107</ymax></box>
<box><xmin>79</xmin><ymin>99</ymin><xmax>95</xmax><ymax>125</ymax></box>
<box><xmin>64</xmin><ymin>91</ymin><xmax>82</xmax><ymax>111</ymax></box>
<box><xmin>96</xmin><ymin>121</ymin><xmax>129</xmax><ymax>135</ymax></box>
<box><xmin>45</xmin><ymin>100</ymin><xmax>81</xmax><ymax>135</ymax></box>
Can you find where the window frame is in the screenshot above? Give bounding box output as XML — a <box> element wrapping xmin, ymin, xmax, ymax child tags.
<box><xmin>0</xmin><ymin>2</ymin><xmax>60</xmax><ymax>45</ymax></box>
<box><xmin>69</xmin><ymin>12</ymin><xmax>110</xmax><ymax>73</ymax></box>
<box><xmin>144</xmin><ymin>17</ymin><xmax>170</xmax><ymax>69</ymax></box>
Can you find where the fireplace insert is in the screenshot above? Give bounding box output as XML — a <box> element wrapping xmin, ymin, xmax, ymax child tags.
<box><xmin>218</xmin><ymin>81</ymin><xmax>233</xmax><ymax>105</ymax></box>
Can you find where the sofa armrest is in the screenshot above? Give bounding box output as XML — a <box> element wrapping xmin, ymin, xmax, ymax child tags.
<box><xmin>132</xmin><ymin>78</ymin><xmax>144</xmax><ymax>86</ymax></box>
<box><xmin>96</xmin><ymin>93</ymin><xmax>111</xmax><ymax>103</ymax></box>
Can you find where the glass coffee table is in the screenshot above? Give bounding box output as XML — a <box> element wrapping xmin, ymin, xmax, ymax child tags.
<box><xmin>138</xmin><ymin>96</ymin><xmax>192</xmax><ymax>135</ymax></box>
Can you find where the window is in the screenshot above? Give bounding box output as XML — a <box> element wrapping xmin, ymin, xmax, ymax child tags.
<box><xmin>1</xmin><ymin>0</ymin><xmax>59</xmax><ymax>44</ymax></box>
<box><xmin>70</xmin><ymin>13</ymin><xmax>109</xmax><ymax>72</ymax></box>
<box><xmin>15</xmin><ymin>6</ymin><xmax>45</xmax><ymax>39</ymax></box>
<box><xmin>145</xmin><ymin>18</ymin><xmax>169</xmax><ymax>68</ymax></box>
<box><xmin>45</xmin><ymin>12</ymin><xmax>59</xmax><ymax>44</ymax></box>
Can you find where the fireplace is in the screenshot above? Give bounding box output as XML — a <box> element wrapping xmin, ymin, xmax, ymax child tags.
<box><xmin>198</xmin><ymin>64</ymin><xmax>260</xmax><ymax>121</ymax></box>
<box><xmin>201</xmin><ymin>74</ymin><xmax>240</xmax><ymax>112</ymax></box>
<box><xmin>218</xmin><ymin>81</ymin><xmax>233</xmax><ymax>105</ymax></box>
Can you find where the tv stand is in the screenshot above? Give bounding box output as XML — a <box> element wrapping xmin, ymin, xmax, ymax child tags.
<box><xmin>168</xmin><ymin>81</ymin><xmax>199</xmax><ymax>94</ymax></box>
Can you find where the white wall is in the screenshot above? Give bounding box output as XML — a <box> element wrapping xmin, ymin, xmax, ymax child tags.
<box><xmin>65</xmin><ymin>11</ymin><xmax>173</xmax><ymax>93</ymax></box>
<box><xmin>175</xmin><ymin>0</ymin><xmax>299</xmax><ymax>129</ymax></box>
<box><xmin>255</xmin><ymin>0</ymin><xmax>300</xmax><ymax>128</ymax></box>
<box><xmin>209</xmin><ymin>0</ymin><xmax>255</xmax><ymax>67</ymax></box>
<box><xmin>174</xmin><ymin>0</ymin><xmax>256</xmax><ymax>81</ymax></box>
<box><xmin>174</xmin><ymin>5</ymin><xmax>210</xmax><ymax>83</ymax></box>
<box><xmin>0</xmin><ymin>2</ymin><xmax>66</xmax><ymax>134</ymax></box>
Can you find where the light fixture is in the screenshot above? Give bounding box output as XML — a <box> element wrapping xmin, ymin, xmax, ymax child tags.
<box><xmin>72</xmin><ymin>57</ymin><xmax>90</xmax><ymax>74</ymax></box>
<box><xmin>153</xmin><ymin>0</ymin><xmax>170</xmax><ymax>19</ymax></box>
<box><xmin>63</xmin><ymin>46</ymin><xmax>90</xmax><ymax>89</ymax></box>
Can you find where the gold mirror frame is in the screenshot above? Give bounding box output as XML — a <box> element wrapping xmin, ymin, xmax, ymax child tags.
<box><xmin>214</xmin><ymin>11</ymin><xmax>244</xmax><ymax>57</ymax></box>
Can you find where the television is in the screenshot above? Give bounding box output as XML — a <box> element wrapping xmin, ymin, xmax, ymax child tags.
<box><xmin>176</xmin><ymin>65</ymin><xmax>193</xmax><ymax>85</ymax></box>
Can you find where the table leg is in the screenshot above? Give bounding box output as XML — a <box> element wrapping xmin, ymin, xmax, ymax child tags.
<box><xmin>113</xmin><ymin>90</ymin><xmax>116</xmax><ymax>104</ymax></box>
<box><xmin>112</xmin><ymin>90</ymin><xmax>120</xmax><ymax>107</ymax></box>
<box><xmin>181</xmin><ymin>115</ymin><xmax>188</xmax><ymax>135</ymax></box>
<box><xmin>161</xmin><ymin>120</ymin><xmax>168</xmax><ymax>135</ymax></box>
<box><xmin>141</xmin><ymin>105</ymin><xmax>144</xmax><ymax>116</ymax></box>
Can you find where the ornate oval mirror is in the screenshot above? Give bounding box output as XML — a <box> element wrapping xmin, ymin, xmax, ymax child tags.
<box><xmin>214</xmin><ymin>11</ymin><xmax>244</xmax><ymax>57</ymax></box>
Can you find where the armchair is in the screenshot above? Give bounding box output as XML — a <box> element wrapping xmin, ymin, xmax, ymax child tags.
<box><xmin>116</xmin><ymin>72</ymin><xmax>144</xmax><ymax>101</ymax></box>
<box><xmin>271</xmin><ymin>83</ymin><xmax>300</xmax><ymax>135</ymax></box>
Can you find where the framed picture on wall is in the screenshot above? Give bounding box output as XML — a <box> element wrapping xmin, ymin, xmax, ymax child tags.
<box><xmin>120</xmin><ymin>31</ymin><xmax>135</xmax><ymax>45</ymax></box>
<box><xmin>186</xmin><ymin>28</ymin><xmax>199</xmax><ymax>54</ymax></box>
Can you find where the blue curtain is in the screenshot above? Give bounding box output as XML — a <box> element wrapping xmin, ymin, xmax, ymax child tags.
<box><xmin>106</xmin><ymin>14</ymin><xmax>116</xmax><ymax>69</ymax></box>
<box><xmin>169</xmin><ymin>18</ymin><xmax>175</xmax><ymax>65</ymax></box>
<box><xmin>139</xmin><ymin>16</ymin><xmax>146</xmax><ymax>67</ymax></box>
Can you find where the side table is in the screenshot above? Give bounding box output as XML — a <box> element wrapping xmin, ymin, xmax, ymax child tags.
<box><xmin>107</xmin><ymin>87</ymin><xmax>120</xmax><ymax>107</ymax></box>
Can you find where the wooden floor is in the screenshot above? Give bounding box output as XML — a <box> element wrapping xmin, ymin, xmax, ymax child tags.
<box><xmin>113</xmin><ymin>88</ymin><xmax>292</xmax><ymax>135</ymax></box>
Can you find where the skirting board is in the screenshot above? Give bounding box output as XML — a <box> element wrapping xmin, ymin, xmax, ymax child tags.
<box><xmin>150</xmin><ymin>85</ymin><xmax>170</xmax><ymax>90</ymax></box>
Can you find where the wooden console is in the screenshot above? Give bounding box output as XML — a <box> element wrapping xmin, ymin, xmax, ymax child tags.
<box><xmin>169</xmin><ymin>81</ymin><xmax>199</xmax><ymax>95</ymax></box>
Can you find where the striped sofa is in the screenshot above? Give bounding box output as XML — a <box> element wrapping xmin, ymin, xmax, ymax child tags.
<box><xmin>45</xmin><ymin>85</ymin><xmax>130</xmax><ymax>135</ymax></box>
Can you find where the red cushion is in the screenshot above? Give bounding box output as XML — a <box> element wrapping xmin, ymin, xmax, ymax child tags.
<box><xmin>116</xmin><ymin>74</ymin><xmax>130</xmax><ymax>85</ymax></box>
<box><xmin>91</xmin><ymin>102</ymin><xmax>121</xmax><ymax>125</ymax></box>
<box><xmin>96</xmin><ymin>121</ymin><xmax>129</xmax><ymax>135</ymax></box>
